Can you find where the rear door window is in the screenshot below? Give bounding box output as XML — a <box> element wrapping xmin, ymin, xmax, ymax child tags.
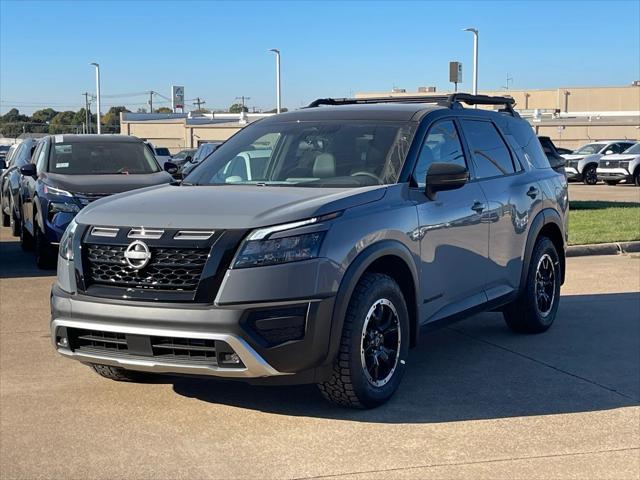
<box><xmin>460</xmin><ymin>119</ymin><xmax>516</xmax><ymax>178</ymax></box>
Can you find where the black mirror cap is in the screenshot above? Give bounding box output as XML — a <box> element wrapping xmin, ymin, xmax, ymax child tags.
<box><xmin>425</xmin><ymin>162</ymin><xmax>469</xmax><ymax>200</ymax></box>
<box><xmin>185</xmin><ymin>155</ymin><xmax>192</xmax><ymax>162</ymax></box>
<box><xmin>20</xmin><ymin>164</ymin><xmax>37</xmax><ymax>177</ymax></box>
<box><xmin>164</xmin><ymin>161</ymin><xmax>178</xmax><ymax>175</ymax></box>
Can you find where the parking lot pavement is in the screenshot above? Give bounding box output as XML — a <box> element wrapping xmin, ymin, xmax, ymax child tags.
<box><xmin>569</xmin><ymin>183</ymin><xmax>640</xmax><ymax>203</ymax></box>
<box><xmin>1</xmin><ymin>225</ymin><xmax>638</xmax><ymax>480</ymax></box>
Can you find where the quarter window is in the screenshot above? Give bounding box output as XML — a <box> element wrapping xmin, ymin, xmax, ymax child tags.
<box><xmin>460</xmin><ymin>120</ymin><xmax>515</xmax><ymax>178</ymax></box>
<box><xmin>413</xmin><ymin>120</ymin><xmax>466</xmax><ymax>186</ymax></box>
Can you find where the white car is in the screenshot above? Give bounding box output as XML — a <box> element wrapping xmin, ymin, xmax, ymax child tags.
<box><xmin>596</xmin><ymin>143</ymin><xmax>640</xmax><ymax>186</ymax></box>
<box><xmin>562</xmin><ymin>140</ymin><xmax>636</xmax><ymax>185</ymax></box>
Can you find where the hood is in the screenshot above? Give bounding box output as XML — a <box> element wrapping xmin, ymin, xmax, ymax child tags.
<box><xmin>42</xmin><ymin>172</ymin><xmax>173</xmax><ymax>195</ymax></box>
<box><xmin>598</xmin><ymin>154</ymin><xmax>639</xmax><ymax>162</ymax></box>
<box><xmin>76</xmin><ymin>184</ymin><xmax>388</xmax><ymax>229</ymax></box>
<box><xmin>562</xmin><ymin>153</ymin><xmax>601</xmax><ymax>162</ymax></box>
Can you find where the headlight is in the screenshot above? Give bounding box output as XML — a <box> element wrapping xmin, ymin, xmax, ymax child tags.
<box><xmin>44</xmin><ymin>184</ymin><xmax>73</xmax><ymax>197</ymax></box>
<box><xmin>233</xmin><ymin>232</ymin><xmax>325</xmax><ymax>269</ymax></box>
<box><xmin>59</xmin><ymin>219</ymin><xmax>78</xmax><ymax>260</ymax></box>
<box><xmin>49</xmin><ymin>202</ymin><xmax>80</xmax><ymax>214</ymax></box>
<box><xmin>620</xmin><ymin>161</ymin><xmax>630</xmax><ymax>170</ymax></box>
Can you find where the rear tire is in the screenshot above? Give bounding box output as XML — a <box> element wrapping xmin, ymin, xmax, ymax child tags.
<box><xmin>318</xmin><ymin>273</ymin><xmax>409</xmax><ymax>408</ymax></box>
<box><xmin>503</xmin><ymin>237</ymin><xmax>561</xmax><ymax>334</ymax></box>
<box><xmin>1</xmin><ymin>208</ymin><xmax>9</xmax><ymax>227</ymax></box>
<box><xmin>605</xmin><ymin>180</ymin><xmax>619</xmax><ymax>186</ymax></box>
<box><xmin>635</xmin><ymin>170</ymin><xmax>640</xmax><ymax>187</ymax></box>
<box><xmin>10</xmin><ymin>201</ymin><xmax>20</xmax><ymax>237</ymax></box>
<box><xmin>582</xmin><ymin>165</ymin><xmax>598</xmax><ymax>185</ymax></box>
<box><xmin>90</xmin><ymin>364</ymin><xmax>150</xmax><ymax>382</ymax></box>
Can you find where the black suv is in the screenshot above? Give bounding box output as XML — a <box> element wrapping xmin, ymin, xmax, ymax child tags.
<box><xmin>51</xmin><ymin>95</ymin><xmax>568</xmax><ymax>408</ymax></box>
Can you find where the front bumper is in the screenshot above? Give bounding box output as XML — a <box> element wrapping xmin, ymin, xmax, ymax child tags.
<box><xmin>51</xmin><ymin>285</ymin><xmax>336</xmax><ymax>382</ymax></box>
<box><xmin>564</xmin><ymin>167</ymin><xmax>581</xmax><ymax>180</ymax></box>
<box><xmin>596</xmin><ymin>168</ymin><xmax>632</xmax><ymax>182</ymax></box>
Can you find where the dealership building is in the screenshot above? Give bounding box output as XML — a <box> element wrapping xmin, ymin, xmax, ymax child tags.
<box><xmin>121</xmin><ymin>84</ymin><xmax>639</xmax><ymax>152</ymax></box>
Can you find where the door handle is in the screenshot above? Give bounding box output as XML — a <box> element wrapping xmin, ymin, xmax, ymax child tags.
<box><xmin>527</xmin><ymin>186</ymin><xmax>539</xmax><ymax>199</ymax></box>
<box><xmin>471</xmin><ymin>201</ymin><xmax>484</xmax><ymax>213</ymax></box>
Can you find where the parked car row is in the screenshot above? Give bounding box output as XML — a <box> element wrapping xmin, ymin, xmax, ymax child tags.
<box><xmin>0</xmin><ymin>134</ymin><xmax>177</xmax><ymax>268</ymax></box>
<box><xmin>561</xmin><ymin>140</ymin><xmax>639</xmax><ymax>186</ymax></box>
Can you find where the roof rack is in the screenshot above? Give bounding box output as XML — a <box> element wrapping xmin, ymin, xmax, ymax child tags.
<box><xmin>306</xmin><ymin>93</ymin><xmax>519</xmax><ymax>117</ymax></box>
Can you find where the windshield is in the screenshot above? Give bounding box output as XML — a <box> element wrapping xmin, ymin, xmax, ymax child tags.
<box><xmin>573</xmin><ymin>143</ymin><xmax>605</xmax><ymax>155</ymax></box>
<box><xmin>623</xmin><ymin>143</ymin><xmax>640</xmax><ymax>154</ymax></box>
<box><xmin>154</xmin><ymin>147</ymin><xmax>170</xmax><ymax>156</ymax></box>
<box><xmin>48</xmin><ymin>141</ymin><xmax>161</xmax><ymax>175</ymax></box>
<box><xmin>185</xmin><ymin>121</ymin><xmax>416</xmax><ymax>188</ymax></box>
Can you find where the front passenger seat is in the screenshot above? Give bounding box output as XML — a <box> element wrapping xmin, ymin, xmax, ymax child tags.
<box><xmin>313</xmin><ymin>153</ymin><xmax>336</xmax><ymax>178</ymax></box>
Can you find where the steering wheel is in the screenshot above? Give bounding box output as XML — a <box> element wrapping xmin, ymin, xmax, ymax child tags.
<box><xmin>350</xmin><ymin>171</ymin><xmax>381</xmax><ymax>183</ymax></box>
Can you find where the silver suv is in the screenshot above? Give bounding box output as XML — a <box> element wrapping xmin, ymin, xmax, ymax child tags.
<box><xmin>51</xmin><ymin>94</ymin><xmax>568</xmax><ymax>408</ymax></box>
<box><xmin>596</xmin><ymin>143</ymin><xmax>640</xmax><ymax>186</ymax></box>
<box><xmin>563</xmin><ymin>140</ymin><xmax>636</xmax><ymax>184</ymax></box>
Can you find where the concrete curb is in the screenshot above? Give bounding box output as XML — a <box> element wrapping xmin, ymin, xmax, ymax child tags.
<box><xmin>567</xmin><ymin>241</ymin><xmax>640</xmax><ymax>257</ymax></box>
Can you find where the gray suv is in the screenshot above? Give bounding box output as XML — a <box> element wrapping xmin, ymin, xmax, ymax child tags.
<box><xmin>51</xmin><ymin>94</ymin><xmax>568</xmax><ymax>408</ymax></box>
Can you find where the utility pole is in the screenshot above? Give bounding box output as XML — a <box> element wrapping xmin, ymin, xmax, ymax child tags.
<box><xmin>83</xmin><ymin>92</ymin><xmax>92</xmax><ymax>134</ymax></box>
<box><xmin>89</xmin><ymin>63</ymin><xmax>101</xmax><ymax>134</ymax></box>
<box><xmin>235</xmin><ymin>96</ymin><xmax>250</xmax><ymax>111</ymax></box>
<box><xmin>193</xmin><ymin>97</ymin><xmax>206</xmax><ymax>111</ymax></box>
<box><xmin>463</xmin><ymin>28</ymin><xmax>479</xmax><ymax>95</ymax></box>
<box><xmin>268</xmin><ymin>49</ymin><xmax>281</xmax><ymax>113</ymax></box>
<box><xmin>149</xmin><ymin>91</ymin><xmax>154</xmax><ymax>113</ymax></box>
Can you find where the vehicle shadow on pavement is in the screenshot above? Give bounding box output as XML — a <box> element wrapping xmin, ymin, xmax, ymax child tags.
<box><xmin>172</xmin><ymin>292</ymin><xmax>639</xmax><ymax>423</ymax></box>
<box><xmin>0</xmin><ymin>240</ymin><xmax>56</xmax><ymax>278</ymax></box>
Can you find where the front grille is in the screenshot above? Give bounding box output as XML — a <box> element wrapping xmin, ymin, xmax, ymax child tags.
<box><xmin>85</xmin><ymin>244</ymin><xmax>209</xmax><ymax>291</ymax></box>
<box><xmin>76</xmin><ymin>193</ymin><xmax>109</xmax><ymax>206</ymax></box>
<box><xmin>599</xmin><ymin>160</ymin><xmax>620</xmax><ymax>168</ymax></box>
<box><xmin>67</xmin><ymin>328</ymin><xmax>242</xmax><ymax>367</ymax></box>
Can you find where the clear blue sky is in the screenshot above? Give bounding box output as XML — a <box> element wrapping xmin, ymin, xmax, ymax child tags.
<box><xmin>1</xmin><ymin>0</ymin><xmax>639</xmax><ymax>114</ymax></box>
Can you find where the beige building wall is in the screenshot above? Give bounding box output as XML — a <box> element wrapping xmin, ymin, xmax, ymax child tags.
<box><xmin>120</xmin><ymin>118</ymin><xmax>244</xmax><ymax>153</ymax></box>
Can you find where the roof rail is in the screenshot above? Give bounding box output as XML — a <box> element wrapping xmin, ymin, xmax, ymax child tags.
<box><xmin>306</xmin><ymin>93</ymin><xmax>519</xmax><ymax>117</ymax></box>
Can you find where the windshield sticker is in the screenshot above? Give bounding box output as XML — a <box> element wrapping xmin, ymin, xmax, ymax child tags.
<box><xmin>55</xmin><ymin>162</ymin><xmax>69</xmax><ymax>168</ymax></box>
<box><xmin>54</xmin><ymin>144</ymin><xmax>72</xmax><ymax>154</ymax></box>
<box><xmin>54</xmin><ymin>135</ymin><xmax>64</xmax><ymax>143</ymax></box>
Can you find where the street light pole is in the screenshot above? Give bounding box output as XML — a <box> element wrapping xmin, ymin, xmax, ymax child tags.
<box><xmin>269</xmin><ymin>49</ymin><xmax>281</xmax><ymax>114</ymax></box>
<box><xmin>90</xmin><ymin>62</ymin><xmax>101</xmax><ymax>134</ymax></box>
<box><xmin>463</xmin><ymin>28</ymin><xmax>478</xmax><ymax>95</ymax></box>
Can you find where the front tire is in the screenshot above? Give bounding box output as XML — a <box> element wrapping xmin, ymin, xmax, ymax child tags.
<box><xmin>503</xmin><ymin>237</ymin><xmax>561</xmax><ymax>334</ymax></box>
<box><xmin>635</xmin><ymin>170</ymin><xmax>640</xmax><ymax>187</ymax></box>
<box><xmin>90</xmin><ymin>364</ymin><xmax>150</xmax><ymax>382</ymax></box>
<box><xmin>9</xmin><ymin>203</ymin><xmax>20</xmax><ymax>237</ymax></box>
<box><xmin>582</xmin><ymin>165</ymin><xmax>598</xmax><ymax>185</ymax></box>
<box><xmin>34</xmin><ymin>222</ymin><xmax>56</xmax><ymax>269</ymax></box>
<box><xmin>1</xmin><ymin>207</ymin><xmax>9</xmax><ymax>227</ymax></box>
<box><xmin>318</xmin><ymin>273</ymin><xmax>409</xmax><ymax>408</ymax></box>
<box><xmin>20</xmin><ymin>219</ymin><xmax>34</xmax><ymax>251</ymax></box>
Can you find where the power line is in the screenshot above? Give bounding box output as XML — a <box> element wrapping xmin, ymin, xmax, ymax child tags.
<box><xmin>193</xmin><ymin>97</ymin><xmax>206</xmax><ymax>110</ymax></box>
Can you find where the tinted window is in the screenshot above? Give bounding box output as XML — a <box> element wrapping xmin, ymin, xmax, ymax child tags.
<box><xmin>35</xmin><ymin>142</ymin><xmax>48</xmax><ymax>173</ymax></box>
<box><xmin>460</xmin><ymin>120</ymin><xmax>515</xmax><ymax>178</ymax></box>
<box><xmin>609</xmin><ymin>143</ymin><xmax>635</xmax><ymax>154</ymax></box>
<box><xmin>154</xmin><ymin>147</ymin><xmax>170</xmax><ymax>156</ymax></box>
<box><xmin>48</xmin><ymin>141</ymin><xmax>161</xmax><ymax>175</ymax></box>
<box><xmin>624</xmin><ymin>143</ymin><xmax>640</xmax><ymax>154</ymax></box>
<box><xmin>573</xmin><ymin>143</ymin><xmax>605</xmax><ymax>155</ymax></box>
<box><xmin>413</xmin><ymin>120</ymin><xmax>466</xmax><ymax>186</ymax></box>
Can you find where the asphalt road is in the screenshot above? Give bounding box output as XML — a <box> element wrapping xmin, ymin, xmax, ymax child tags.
<box><xmin>569</xmin><ymin>183</ymin><xmax>640</xmax><ymax>203</ymax></box>
<box><xmin>1</xmin><ymin>226</ymin><xmax>639</xmax><ymax>479</ymax></box>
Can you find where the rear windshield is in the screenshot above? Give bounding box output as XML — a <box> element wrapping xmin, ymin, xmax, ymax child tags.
<box><xmin>49</xmin><ymin>141</ymin><xmax>161</xmax><ymax>175</ymax></box>
<box><xmin>154</xmin><ymin>147</ymin><xmax>170</xmax><ymax>156</ymax></box>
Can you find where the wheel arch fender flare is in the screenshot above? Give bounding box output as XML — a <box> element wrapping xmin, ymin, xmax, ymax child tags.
<box><xmin>326</xmin><ymin>240</ymin><xmax>420</xmax><ymax>364</ymax></box>
<box><xmin>520</xmin><ymin>208</ymin><xmax>566</xmax><ymax>292</ymax></box>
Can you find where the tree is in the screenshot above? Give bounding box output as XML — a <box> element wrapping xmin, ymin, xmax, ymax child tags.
<box><xmin>101</xmin><ymin>106</ymin><xmax>130</xmax><ymax>134</ymax></box>
<box><xmin>136</xmin><ymin>107</ymin><xmax>148</xmax><ymax>113</ymax></box>
<box><xmin>265</xmin><ymin>107</ymin><xmax>289</xmax><ymax>113</ymax></box>
<box><xmin>0</xmin><ymin>108</ymin><xmax>30</xmax><ymax>137</ymax></box>
<box><xmin>32</xmin><ymin>108</ymin><xmax>58</xmax><ymax>124</ymax></box>
<box><xmin>48</xmin><ymin>111</ymin><xmax>77</xmax><ymax>134</ymax></box>
<box><xmin>155</xmin><ymin>107</ymin><xmax>173</xmax><ymax>113</ymax></box>
<box><xmin>229</xmin><ymin>103</ymin><xmax>248</xmax><ymax>113</ymax></box>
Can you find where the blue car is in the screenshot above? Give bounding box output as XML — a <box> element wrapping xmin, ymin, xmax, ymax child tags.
<box><xmin>18</xmin><ymin>134</ymin><xmax>176</xmax><ymax>268</ymax></box>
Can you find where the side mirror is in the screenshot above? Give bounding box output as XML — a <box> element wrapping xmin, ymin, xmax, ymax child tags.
<box><xmin>164</xmin><ymin>161</ymin><xmax>178</xmax><ymax>175</ymax></box>
<box><xmin>0</xmin><ymin>159</ymin><xmax>6</xmax><ymax>170</ymax></box>
<box><xmin>605</xmin><ymin>150</ymin><xmax>614</xmax><ymax>155</ymax></box>
<box><xmin>20</xmin><ymin>164</ymin><xmax>37</xmax><ymax>177</ymax></box>
<box><xmin>185</xmin><ymin>155</ymin><xmax>192</xmax><ymax>163</ymax></box>
<box><xmin>425</xmin><ymin>162</ymin><xmax>469</xmax><ymax>200</ymax></box>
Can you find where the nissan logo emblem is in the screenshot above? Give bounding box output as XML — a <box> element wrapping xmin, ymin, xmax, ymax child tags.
<box><xmin>124</xmin><ymin>240</ymin><xmax>151</xmax><ymax>270</ymax></box>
